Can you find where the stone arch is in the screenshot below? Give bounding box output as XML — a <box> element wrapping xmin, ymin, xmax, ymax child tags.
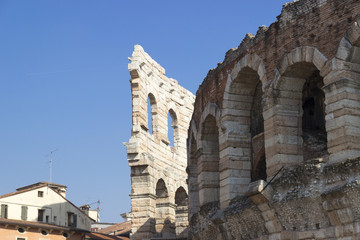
<box><xmin>321</xmin><ymin>21</ymin><xmax>360</xmax><ymax>163</ymax></box>
<box><xmin>199</xmin><ymin>102</ymin><xmax>221</xmax><ymax>128</ymax></box>
<box><xmin>220</xmin><ymin>54</ymin><xmax>267</xmax><ymax>207</ymax></box>
<box><xmin>274</xmin><ymin>46</ymin><xmax>327</xmax><ymax>85</ymax></box>
<box><xmin>226</xmin><ymin>53</ymin><xmax>267</xmax><ymax>94</ymax></box>
<box><xmin>197</xmin><ymin>103</ymin><xmax>221</xmax><ymax>206</ymax></box>
<box><xmin>265</xmin><ymin>47</ymin><xmax>328</xmax><ymax>177</ymax></box>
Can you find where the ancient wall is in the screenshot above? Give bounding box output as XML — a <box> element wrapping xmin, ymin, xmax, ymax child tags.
<box><xmin>124</xmin><ymin>45</ymin><xmax>195</xmax><ymax>240</ymax></box>
<box><xmin>188</xmin><ymin>0</ymin><xmax>360</xmax><ymax>238</ymax></box>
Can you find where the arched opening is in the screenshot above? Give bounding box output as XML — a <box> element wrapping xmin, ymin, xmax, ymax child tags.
<box><xmin>175</xmin><ymin>187</ymin><xmax>188</xmax><ymax>237</ymax></box>
<box><xmin>156</xmin><ymin>179</ymin><xmax>168</xmax><ymax>198</ymax></box>
<box><xmin>221</xmin><ymin>56</ymin><xmax>267</xmax><ymax>204</ymax></box>
<box><xmin>199</xmin><ymin>115</ymin><xmax>219</xmax><ymax>205</ymax></box>
<box><xmin>155</xmin><ymin>179</ymin><xmax>174</xmax><ymax>238</ymax></box>
<box><xmin>175</xmin><ymin>187</ymin><xmax>188</xmax><ymax>206</ymax></box>
<box><xmin>147</xmin><ymin>93</ymin><xmax>157</xmax><ymax>134</ymax></box>
<box><xmin>226</xmin><ymin>67</ymin><xmax>265</xmax><ymax>182</ymax></box>
<box><xmin>282</xmin><ymin>62</ymin><xmax>328</xmax><ymax>161</ymax></box>
<box><xmin>250</xmin><ymin>80</ymin><xmax>266</xmax><ymax>181</ymax></box>
<box><xmin>302</xmin><ymin>70</ymin><xmax>327</xmax><ymax>160</ymax></box>
<box><xmin>168</xmin><ymin>109</ymin><xmax>178</xmax><ymax>148</ymax></box>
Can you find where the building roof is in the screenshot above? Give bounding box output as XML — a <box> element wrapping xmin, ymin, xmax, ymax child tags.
<box><xmin>0</xmin><ymin>184</ymin><xmax>44</xmax><ymax>199</ymax></box>
<box><xmin>16</xmin><ymin>182</ymin><xmax>67</xmax><ymax>191</ymax></box>
<box><xmin>85</xmin><ymin>232</ymin><xmax>129</xmax><ymax>240</ymax></box>
<box><xmin>0</xmin><ymin>182</ymin><xmax>67</xmax><ymax>199</ymax></box>
<box><xmin>97</xmin><ymin>221</ymin><xmax>131</xmax><ymax>236</ymax></box>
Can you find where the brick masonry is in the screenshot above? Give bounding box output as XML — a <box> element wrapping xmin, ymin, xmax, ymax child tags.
<box><xmin>188</xmin><ymin>0</ymin><xmax>360</xmax><ymax>239</ymax></box>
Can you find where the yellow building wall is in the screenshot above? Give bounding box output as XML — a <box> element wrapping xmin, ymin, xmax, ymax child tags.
<box><xmin>0</xmin><ymin>226</ymin><xmax>83</xmax><ymax>240</ymax></box>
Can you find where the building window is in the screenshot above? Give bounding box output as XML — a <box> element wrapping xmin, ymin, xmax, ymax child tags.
<box><xmin>67</xmin><ymin>212</ymin><xmax>77</xmax><ymax>227</ymax></box>
<box><xmin>17</xmin><ymin>227</ymin><xmax>25</xmax><ymax>233</ymax></box>
<box><xmin>16</xmin><ymin>238</ymin><xmax>26</xmax><ymax>240</ymax></box>
<box><xmin>0</xmin><ymin>204</ymin><xmax>8</xmax><ymax>218</ymax></box>
<box><xmin>53</xmin><ymin>216</ymin><xmax>57</xmax><ymax>223</ymax></box>
<box><xmin>41</xmin><ymin>230</ymin><xmax>48</xmax><ymax>235</ymax></box>
<box><xmin>46</xmin><ymin>215</ymin><xmax>49</xmax><ymax>223</ymax></box>
<box><xmin>21</xmin><ymin>206</ymin><xmax>28</xmax><ymax>220</ymax></box>
<box><xmin>63</xmin><ymin>232</ymin><xmax>69</xmax><ymax>238</ymax></box>
<box><xmin>38</xmin><ymin>191</ymin><xmax>44</xmax><ymax>197</ymax></box>
<box><xmin>38</xmin><ymin>209</ymin><xmax>45</xmax><ymax>222</ymax></box>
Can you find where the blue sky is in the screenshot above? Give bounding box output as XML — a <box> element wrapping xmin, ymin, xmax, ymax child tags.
<box><xmin>0</xmin><ymin>0</ymin><xmax>289</xmax><ymax>223</ymax></box>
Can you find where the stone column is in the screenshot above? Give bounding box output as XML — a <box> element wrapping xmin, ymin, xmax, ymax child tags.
<box><xmin>264</xmin><ymin>76</ymin><xmax>304</xmax><ymax>178</ymax></box>
<box><xmin>323</xmin><ymin>69</ymin><xmax>360</xmax><ymax>163</ymax></box>
<box><xmin>155</xmin><ymin>201</ymin><xmax>176</xmax><ymax>238</ymax></box>
<box><xmin>188</xmin><ymin>153</ymin><xmax>200</xmax><ymax>217</ymax></box>
<box><xmin>130</xmin><ymin>193</ymin><xmax>156</xmax><ymax>240</ymax></box>
<box><xmin>198</xmin><ymin>148</ymin><xmax>220</xmax><ymax>206</ymax></box>
<box><xmin>218</xmin><ymin>118</ymin><xmax>252</xmax><ymax>208</ymax></box>
<box><xmin>175</xmin><ymin>205</ymin><xmax>189</xmax><ymax>238</ymax></box>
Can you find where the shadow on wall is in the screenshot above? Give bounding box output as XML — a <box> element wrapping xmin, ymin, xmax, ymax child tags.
<box><xmin>131</xmin><ymin>218</ymin><xmax>188</xmax><ymax>240</ymax></box>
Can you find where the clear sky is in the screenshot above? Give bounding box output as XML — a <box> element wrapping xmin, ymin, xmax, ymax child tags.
<box><xmin>0</xmin><ymin>0</ymin><xmax>289</xmax><ymax>223</ymax></box>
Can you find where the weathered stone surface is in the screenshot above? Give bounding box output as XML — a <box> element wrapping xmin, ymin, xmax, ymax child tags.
<box><xmin>187</xmin><ymin>0</ymin><xmax>360</xmax><ymax>239</ymax></box>
<box><xmin>189</xmin><ymin>157</ymin><xmax>360</xmax><ymax>239</ymax></box>
<box><xmin>125</xmin><ymin>45</ymin><xmax>194</xmax><ymax>240</ymax></box>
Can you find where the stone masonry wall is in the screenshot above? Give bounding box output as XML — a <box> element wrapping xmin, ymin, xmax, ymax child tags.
<box><xmin>190</xmin><ymin>157</ymin><xmax>360</xmax><ymax>240</ymax></box>
<box><xmin>188</xmin><ymin>0</ymin><xmax>360</xmax><ymax>238</ymax></box>
<box><xmin>125</xmin><ymin>45</ymin><xmax>195</xmax><ymax>240</ymax></box>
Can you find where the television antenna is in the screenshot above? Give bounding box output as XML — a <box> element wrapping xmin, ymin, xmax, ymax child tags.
<box><xmin>46</xmin><ymin>149</ymin><xmax>58</xmax><ymax>183</ymax></box>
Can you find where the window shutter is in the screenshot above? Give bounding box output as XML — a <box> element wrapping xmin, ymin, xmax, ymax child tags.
<box><xmin>0</xmin><ymin>204</ymin><xmax>5</xmax><ymax>218</ymax></box>
<box><xmin>21</xmin><ymin>206</ymin><xmax>28</xmax><ymax>220</ymax></box>
<box><xmin>73</xmin><ymin>214</ymin><xmax>77</xmax><ymax>227</ymax></box>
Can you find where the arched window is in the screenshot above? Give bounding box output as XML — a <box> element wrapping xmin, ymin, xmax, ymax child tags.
<box><xmin>147</xmin><ymin>93</ymin><xmax>156</xmax><ymax>134</ymax></box>
<box><xmin>168</xmin><ymin>109</ymin><xmax>177</xmax><ymax>147</ymax></box>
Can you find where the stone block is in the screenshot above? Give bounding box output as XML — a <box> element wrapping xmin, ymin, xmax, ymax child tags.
<box><xmin>336</xmin><ymin>38</ymin><xmax>352</xmax><ymax>61</ymax></box>
<box><xmin>246</xmin><ymin>179</ymin><xmax>274</xmax><ymax>204</ymax></box>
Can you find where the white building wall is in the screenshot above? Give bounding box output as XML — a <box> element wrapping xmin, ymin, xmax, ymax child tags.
<box><xmin>0</xmin><ymin>186</ymin><xmax>92</xmax><ymax>230</ymax></box>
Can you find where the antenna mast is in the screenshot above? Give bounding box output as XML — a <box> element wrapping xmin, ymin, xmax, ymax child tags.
<box><xmin>46</xmin><ymin>149</ymin><xmax>58</xmax><ymax>183</ymax></box>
